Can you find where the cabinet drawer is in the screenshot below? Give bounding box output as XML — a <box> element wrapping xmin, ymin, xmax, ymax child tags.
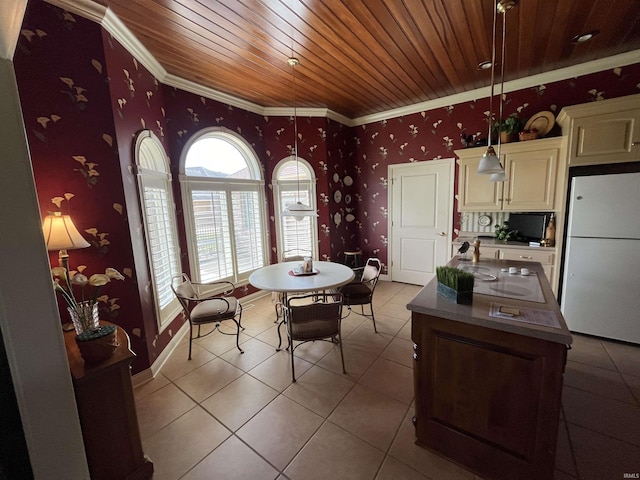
<box><xmin>482</xmin><ymin>246</ymin><xmax>500</xmax><ymax>259</ymax></box>
<box><xmin>499</xmin><ymin>249</ymin><xmax>554</xmax><ymax>265</ymax></box>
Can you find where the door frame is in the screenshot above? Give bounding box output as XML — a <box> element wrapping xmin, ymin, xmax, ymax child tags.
<box><xmin>387</xmin><ymin>158</ymin><xmax>455</xmax><ymax>283</ymax></box>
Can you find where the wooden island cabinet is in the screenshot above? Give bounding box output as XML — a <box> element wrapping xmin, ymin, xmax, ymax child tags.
<box><xmin>64</xmin><ymin>324</ymin><xmax>153</xmax><ymax>480</ymax></box>
<box><xmin>407</xmin><ymin>258</ymin><xmax>572</xmax><ymax>480</ymax></box>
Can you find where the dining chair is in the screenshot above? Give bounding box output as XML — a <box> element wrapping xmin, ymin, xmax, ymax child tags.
<box><xmin>337</xmin><ymin>258</ymin><xmax>382</xmax><ymax>332</ymax></box>
<box><xmin>171</xmin><ymin>274</ymin><xmax>244</xmax><ymax>359</ymax></box>
<box><xmin>284</xmin><ymin>292</ymin><xmax>345</xmax><ymax>382</ymax></box>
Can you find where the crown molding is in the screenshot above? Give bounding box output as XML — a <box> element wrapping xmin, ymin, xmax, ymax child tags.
<box><xmin>43</xmin><ymin>1</ymin><xmax>640</xmax><ymax>128</ymax></box>
<box><xmin>163</xmin><ymin>72</ymin><xmax>268</xmax><ymax>116</ymax></box>
<box><xmin>351</xmin><ymin>49</ymin><xmax>640</xmax><ymax>126</ymax></box>
<box><xmin>102</xmin><ymin>9</ymin><xmax>166</xmax><ymax>78</ymax></box>
<box><xmin>45</xmin><ymin>0</ymin><xmax>106</xmax><ymax>24</ymax></box>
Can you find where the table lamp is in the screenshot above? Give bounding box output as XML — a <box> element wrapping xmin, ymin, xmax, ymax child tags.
<box><xmin>42</xmin><ymin>212</ymin><xmax>90</xmax><ymax>269</ymax></box>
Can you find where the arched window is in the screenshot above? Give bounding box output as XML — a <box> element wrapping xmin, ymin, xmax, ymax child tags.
<box><xmin>273</xmin><ymin>157</ymin><xmax>318</xmax><ymax>259</ymax></box>
<box><xmin>180</xmin><ymin>128</ymin><xmax>267</xmax><ymax>284</ymax></box>
<box><xmin>134</xmin><ymin>130</ymin><xmax>182</xmax><ymax>331</ymax></box>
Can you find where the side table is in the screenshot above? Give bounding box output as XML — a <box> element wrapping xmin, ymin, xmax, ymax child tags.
<box><xmin>64</xmin><ymin>323</ymin><xmax>153</xmax><ymax>480</ymax></box>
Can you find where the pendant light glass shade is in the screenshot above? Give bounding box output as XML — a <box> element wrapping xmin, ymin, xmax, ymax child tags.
<box><xmin>477</xmin><ymin>146</ymin><xmax>503</xmax><ymax>174</ymax></box>
<box><xmin>489</xmin><ymin>167</ymin><xmax>508</xmax><ymax>182</ymax></box>
<box><xmin>282</xmin><ymin>201</ymin><xmax>316</xmax><ymax>220</ymax></box>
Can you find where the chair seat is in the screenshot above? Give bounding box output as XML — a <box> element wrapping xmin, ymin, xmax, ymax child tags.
<box><xmin>339</xmin><ymin>282</ymin><xmax>372</xmax><ymax>303</ymax></box>
<box><xmin>190</xmin><ymin>297</ymin><xmax>238</xmax><ymax>324</ymax></box>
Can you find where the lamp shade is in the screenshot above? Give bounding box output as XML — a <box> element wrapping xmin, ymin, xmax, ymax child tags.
<box><xmin>42</xmin><ymin>212</ymin><xmax>90</xmax><ymax>251</ymax></box>
<box><xmin>282</xmin><ymin>202</ymin><xmax>318</xmax><ymax>221</ymax></box>
<box><xmin>490</xmin><ymin>166</ymin><xmax>508</xmax><ymax>182</ymax></box>
<box><xmin>477</xmin><ymin>146</ymin><xmax>503</xmax><ymax>175</ymax></box>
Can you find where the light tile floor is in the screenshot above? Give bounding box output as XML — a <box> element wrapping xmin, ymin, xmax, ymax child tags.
<box><xmin>133</xmin><ymin>281</ymin><xmax>640</xmax><ymax>479</ymax></box>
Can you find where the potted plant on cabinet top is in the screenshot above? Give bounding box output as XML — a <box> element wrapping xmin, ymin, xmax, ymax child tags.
<box><xmin>493</xmin><ymin>113</ymin><xmax>524</xmax><ymax>143</ymax></box>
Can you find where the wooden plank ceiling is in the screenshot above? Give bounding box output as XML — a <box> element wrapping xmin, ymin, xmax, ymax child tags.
<box><xmin>92</xmin><ymin>0</ymin><xmax>640</xmax><ymax>119</ymax></box>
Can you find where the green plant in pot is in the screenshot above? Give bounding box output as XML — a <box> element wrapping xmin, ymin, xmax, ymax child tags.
<box><xmin>493</xmin><ymin>113</ymin><xmax>524</xmax><ymax>143</ymax></box>
<box><xmin>436</xmin><ymin>266</ymin><xmax>475</xmax><ymax>304</ymax></box>
<box><xmin>494</xmin><ymin>221</ymin><xmax>518</xmax><ymax>243</ymax></box>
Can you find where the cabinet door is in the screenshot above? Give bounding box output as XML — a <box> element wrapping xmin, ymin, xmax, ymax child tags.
<box><xmin>570</xmin><ymin>110</ymin><xmax>640</xmax><ymax>166</ymax></box>
<box><xmin>457</xmin><ymin>157</ymin><xmax>501</xmax><ymax>211</ymax></box>
<box><xmin>503</xmin><ymin>149</ymin><xmax>558</xmax><ymax>211</ymax></box>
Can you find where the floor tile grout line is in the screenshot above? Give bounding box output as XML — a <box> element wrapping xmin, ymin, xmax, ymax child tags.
<box><xmin>563</xmin><ymin>383</ymin><xmax>640</xmax><ymax>409</ymax></box>
<box><xmin>563</xmin><ymin>418</ymin><xmax>640</xmax><ymax>448</ymax></box>
<box><xmin>559</xmin><ymin>406</ymin><xmax>581</xmax><ymax>480</ymax></box>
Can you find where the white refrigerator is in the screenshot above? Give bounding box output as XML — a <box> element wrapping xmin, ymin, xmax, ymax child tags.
<box><xmin>561</xmin><ymin>172</ymin><xmax>640</xmax><ymax>344</ymax></box>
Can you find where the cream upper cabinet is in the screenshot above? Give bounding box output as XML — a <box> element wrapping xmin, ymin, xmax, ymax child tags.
<box><xmin>455</xmin><ymin>137</ymin><xmax>565</xmax><ymax>212</ymax></box>
<box><xmin>557</xmin><ymin>94</ymin><xmax>640</xmax><ymax>166</ymax></box>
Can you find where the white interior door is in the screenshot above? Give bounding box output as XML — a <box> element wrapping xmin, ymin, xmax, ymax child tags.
<box><xmin>389</xmin><ymin>159</ymin><xmax>454</xmax><ymax>285</ymax></box>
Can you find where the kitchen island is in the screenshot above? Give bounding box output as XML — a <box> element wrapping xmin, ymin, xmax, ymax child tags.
<box><xmin>407</xmin><ymin>257</ymin><xmax>572</xmax><ymax>480</ymax></box>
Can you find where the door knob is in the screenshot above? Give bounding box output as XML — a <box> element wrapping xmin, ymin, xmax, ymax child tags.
<box><xmin>437</xmin><ymin>232</ymin><xmax>446</xmax><ymax>236</ymax></box>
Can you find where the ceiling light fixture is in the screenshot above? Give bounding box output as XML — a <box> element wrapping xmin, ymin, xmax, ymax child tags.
<box><xmin>571</xmin><ymin>30</ymin><xmax>599</xmax><ymax>44</ymax></box>
<box><xmin>490</xmin><ymin>0</ymin><xmax>516</xmax><ymax>182</ymax></box>
<box><xmin>282</xmin><ymin>56</ymin><xmax>317</xmax><ymax>220</ymax></box>
<box><xmin>477</xmin><ymin>0</ymin><xmax>501</xmax><ymax>175</ymax></box>
<box><xmin>478</xmin><ymin>0</ymin><xmax>517</xmax><ymax>177</ymax></box>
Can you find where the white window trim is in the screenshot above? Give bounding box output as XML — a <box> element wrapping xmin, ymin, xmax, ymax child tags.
<box><xmin>134</xmin><ymin>130</ymin><xmax>182</xmax><ymax>332</ymax></box>
<box><xmin>272</xmin><ymin>156</ymin><xmax>319</xmax><ymax>260</ymax></box>
<box><xmin>179</xmin><ymin>127</ymin><xmax>268</xmax><ymax>285</ymax></box>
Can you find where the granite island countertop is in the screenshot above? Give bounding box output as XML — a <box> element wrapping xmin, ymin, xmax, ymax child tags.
<box><xmin>407</xmin><ymin>257</ymin><xmax>572</xmax><ymax>345</ymax></box>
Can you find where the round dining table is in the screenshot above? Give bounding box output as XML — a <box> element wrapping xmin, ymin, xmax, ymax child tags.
<box><xmin>249</xmin><ymin>260</ymin><xmax>355</xmax><ymax>294</ymax></box>
<box><xmin>249</xmin><ymin>261</ymin><xmax>355</xmax><ymax>350</ymax></box>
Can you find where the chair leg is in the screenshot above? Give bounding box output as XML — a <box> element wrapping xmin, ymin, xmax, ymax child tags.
<box><xmin>276</xmin><ymin>320</ymin><xmax>285</xmax><ymax>351</ymax></box>
<box><xmin>338</xmin><ymin>335</ymin><xmax>346</xmax><ymax>374</ymax></box>
<box><xmin>369</xmin><ymin>303</ymin><xmax>378</xmax><ymax>333</ymax></box>
<box><xmin>188</xmin><ymin>323</ymin><xmax>194</xmax><ymax>360</ymax></box>
<box><xmin>234</xmin><ymin>319</ymin><xmax>244</xmax><ymax>354</ymax></box>
<box><xmin>289</xmin><ymin>336</ymin><xmax>296</xmax><ymax>382</ymax></box>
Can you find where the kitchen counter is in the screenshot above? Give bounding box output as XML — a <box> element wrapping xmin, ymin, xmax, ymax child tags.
<box><xmin>453</xmin><ymin>235</ymin><xmax>555</xmax><ymax>250</ymax></box>
<box><xmin>407</xmin><ymin>256</ymin><xmax>572</xmax><ymax>480</ymax></box>
<box><xmin>407</xmin><ymin>257</ymin><xmax>572</xmax><ymax>344</ymax></box>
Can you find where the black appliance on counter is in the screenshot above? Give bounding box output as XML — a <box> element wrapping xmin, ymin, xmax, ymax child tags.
<box><xmin>507</xmin><ymin>213</ymin><xmax>548</xmax><ymax>242</ymax></box>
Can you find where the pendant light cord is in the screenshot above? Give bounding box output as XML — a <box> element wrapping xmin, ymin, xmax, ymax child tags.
<box><xmin>293</xmin><ymin>63</ymin><xmax>300</xmax><ymax>203</ymax></box>
<box><xmin>289</xmin><ymin>56</ymin><xmax>301</xmax><ymax>204</ymax></box>
<box><xmin>487</xmin><ymin>0</ymin><xmax>498</xmax><ymax>147</ymax></box>
<box><xmin>497</xmin><ymin>6</ymin><xmax>507</xmax><ymax>158</ymax></box>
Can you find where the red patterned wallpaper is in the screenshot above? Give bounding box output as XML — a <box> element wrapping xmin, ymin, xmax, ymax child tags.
<box><xmin>353</xmin><ymin>65</ymin><xmax>640</xmax><ymax>271</ymax></box>
<box><xmin>14</xmin><ymin>2</ymin><xmax>152</xmax><ymax>371</ymax></box>
<box><xmin>14</xmin><ymin>0</ymin><xmax>640</xmax><ymax>372</ymax></box>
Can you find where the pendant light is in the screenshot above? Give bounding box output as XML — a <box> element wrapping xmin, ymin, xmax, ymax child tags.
<box><xmin>282</xmin><ymin>57</ymin><xmax>317</xmax><ymax>220</ymax></box>
<box><xmin>490</xmin><ymin>1</ymin><xmax>515</xmax><ymax>182</ymax></box>
<box><xmin>478</xmin><ymin>0</ymin><xmax>517</xmax><ymax>176</ymax></box>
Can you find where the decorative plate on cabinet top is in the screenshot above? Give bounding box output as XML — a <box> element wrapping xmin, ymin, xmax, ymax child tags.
<box><xmin>524</xmin><ymin>111</ymin><xmax>555</xmax><ymax>136</ymax></box>
<box><xmin>478</xmin><ymin>215</ymin><xmax>491</xmax><ymax>227</ymax></box>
